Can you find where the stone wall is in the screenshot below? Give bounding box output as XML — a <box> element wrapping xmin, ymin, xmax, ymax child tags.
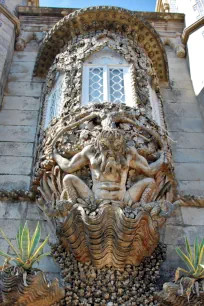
<box><xmin>0</xmin><ymin>39</ymin><xmax>44</xmax><ymax>190</ymax></box>
<box><xmin>160</xmin><ymin>45</ymin><xmax>204</xmax><ymax>279</ymax></box>
<box><xmin>0</xmin><ymin>7</ymin><xmax>15</xmax><ymax>108</ymax></box>
<box><xmin>161</xmin><ymin>45</ymin><xmax>204</xmax><ymax>197</ymax></box>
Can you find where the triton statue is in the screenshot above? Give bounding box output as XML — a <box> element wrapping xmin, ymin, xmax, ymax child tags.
<box><xmin>53</xmin><ymin>129</ymin><xmax>169</xmax><ymax>206</ymax></box>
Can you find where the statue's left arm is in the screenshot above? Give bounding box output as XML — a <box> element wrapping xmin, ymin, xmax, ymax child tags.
<box><xmin>129</xmin><ymin>147</ymin><xmax>167</xmax><ymax>176</ymax></box>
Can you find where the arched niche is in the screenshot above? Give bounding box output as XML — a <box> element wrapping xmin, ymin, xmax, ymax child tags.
<box><xmin>33</xmin><ymin>6</ymin><xmax>169</xmax><ymax>84</ymax></box>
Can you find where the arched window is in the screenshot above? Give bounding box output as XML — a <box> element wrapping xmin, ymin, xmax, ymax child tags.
<box><xmin>44</xmin><ymin>73</ymin><xmax>65</xmax><ymax>128</ymax></box>
<box><xmin>81</xmin><ymin>47</ymin><xmax>133</xmax><ymax>106</ymax></box>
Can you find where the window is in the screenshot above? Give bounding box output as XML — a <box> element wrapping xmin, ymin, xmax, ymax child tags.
<box><xmin>44</xmin><ymin>73</ymin><xmax>64</xmax><ymax>128</ymax></box>
<box><xmin>82</xmin><ymin>48</ymin><xmax>133</xmax><ymax>106</ymax></box>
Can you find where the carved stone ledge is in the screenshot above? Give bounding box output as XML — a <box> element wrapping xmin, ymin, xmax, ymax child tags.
<box><xmin>0</xmin><ymin>189</ymin><xmax>35</xmax><ymax>202</ymax></box>
<box><xmin>175</xmin><ymin>195</ymin><xmax>204</xmax><ymax>208</ymax></box>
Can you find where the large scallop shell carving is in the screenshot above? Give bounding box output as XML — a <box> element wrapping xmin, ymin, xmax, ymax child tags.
<box><xmin>58</xmin><ymin>204</ymin><xmax>159</xmax><ymax>268</ymax></box>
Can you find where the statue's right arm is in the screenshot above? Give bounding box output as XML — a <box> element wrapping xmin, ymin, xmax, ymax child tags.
<box><xmin>53</xmin><ymin>146</ymin><xmax>90</xmax><ymax>173</ymax></box>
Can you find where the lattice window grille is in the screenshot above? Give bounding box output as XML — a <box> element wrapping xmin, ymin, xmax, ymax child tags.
<box><xmin>45</xmin><ymin>75</ymin><xmax>64</xmax><ymax>128</ymax></box>
<box><xmin>83</xmin><ymin>65</ymin><xmax>131</xmax><ymax>105</ymax></box>
<box><xmin>109</xmin><ymin>68</ymin><xmax>125</xmax><ymax>103</ymax></box>
<box><xmin>89</xmin><ymin>67</ymin><xmax>104</xmax><ymax>102</ymax></box>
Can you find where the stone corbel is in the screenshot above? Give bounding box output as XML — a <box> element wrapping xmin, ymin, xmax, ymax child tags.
<box><xmin>15</xmin><ymin>30</ymin><xmax>34</xmax><ymax>51</ymax></box>
<box><xmin>162</xmin><ymin>35</ymin><xmax>185</xmax><ymax>58</ymax></box>
<box><xmin>15</xmin><ymin>31</ymin><xmax>46</xmax><ymax>51</ymax></box>
<box><xmin>175</xmin><ymin>32</ymin><xmax>186</xmax><ymax>58</ymax></box>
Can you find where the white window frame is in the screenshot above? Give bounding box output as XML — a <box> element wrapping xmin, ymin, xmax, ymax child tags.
<box><xmin>44</xmin><ymin>73</ymin><xmax>65</xmax><ymax>129</ymax></box>
<box><xmin>82</xmin><ymin>64</ymin><xmax>133</xmax><ymax>107</ymax></box>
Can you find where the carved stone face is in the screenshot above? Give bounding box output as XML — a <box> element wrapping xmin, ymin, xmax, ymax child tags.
<box><xmin>97</xmin><ymin>129</ymin><xmax>125</xmax><ymax>158</ymax></box>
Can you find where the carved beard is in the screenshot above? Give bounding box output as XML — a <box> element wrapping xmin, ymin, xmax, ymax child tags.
<box><xmin>94</xmin><ymin>150</ymin><xmax>127</xmax><ymax>174</ymax></box>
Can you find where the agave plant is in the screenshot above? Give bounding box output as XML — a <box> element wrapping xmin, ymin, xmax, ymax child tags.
<box><xmin>0</xmin><ymin>221</ymin><xmax>50</xmax><ymax>270</ymax></box>
<box><xmin>175</xmin><ymin>237</ymin><xmax>204</xmax><ymax>281</ymax></box>
<box><xmin>175</xmin><ymin>237</ymin><xmax>204</xmax><ymax>301</ymax></box>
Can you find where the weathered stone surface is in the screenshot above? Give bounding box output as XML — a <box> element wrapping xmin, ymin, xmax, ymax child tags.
<box><xmin>165</xmin><ymin>205</ymin><xmax>183</xmax><ymax>225</ymax></box>
<box><xmin>166</xmin><ymin>117</ymin><xmax>204</xmax><ymax>132</ymax></box>
<box><xmin>164</xmin><ymin>225</ymin><xmax>185</xmax><ymax>246</ymax></box>
<box><xmin>13</xmin><ymin>51</ymin><xmax>38</xmax><ymax>62</ymax></box>
<box><xmin>173</xmin><ymin>148</ymin><xmax>204</xmax><ymax>163</ymax></box>
<box><xmin>183</xmin><ymin>225</ymin><xmax>204</xmax><ymax>245</ymax></box>
<box><xmin>37</xmin><ymin>256</ymin><xmax>61</xmax><ymax>273</ymax></box>
<box><xmin>4</xmin><ymin>82</ymin><xmax>42</xmax><ymax>97</ymax></box>
<box><xmin>169</xmin><ymin>132</ymin><xmax>204</xmax><ymax>149</ymax></box>
<box><xmin>0</xmin><ymin>110</ymin><xmax>38</xmax><ymax>126</ymax></box>
<box><xmin>0</xmin><ymin>219</ymin><xmax>21</xmax><ymax>239</ymax></box>
<box><xmin>181</xmin><ymin>207</ymin><xmax>204</xmax><ymax>226</ymax></box>
<box><xmin>2</xmin><ymin>96</ymin><xmax>40</xmax><ymax>111</ymax></box>
<box><xmin>174</xmin><ymin>163</ymin><xmax>204</xmax><ymax>181</ymax></box>
<box><xmin>0</xmin><ymin>156</ymin><xmax>32</xmax><ymax>175</ymax></box>
<box><xmin>0</xmin><ymin>142</ymin><xmax>33</xmax><ymax>157</ymax></box>
<box><xmin>164</xmin><ymin>102</ymin><xmax>200</xmax><ymax>118</ymax></box>
<box><xmin>161</xmin><ymin>88</ymin><xmax>197</xmax><ymax>103</ymax></box>
<box><xmin>0</xmin><ymin>126</ymin><xmax>36</xmax><ymax>142</ymax></box>
<box><xmin>0</xmin><ymin>175</ymin><xmax>30</xmax><ymax>190</ymax></box>
<box><xmin>178</xmin><ymin>180</ymin><xmax>204</xmax><ymax>196</ymax></box>
<box><xmin>3</xmin><ymin>201</ymin><xmax>28</xmax><ymax>220</ymax></box>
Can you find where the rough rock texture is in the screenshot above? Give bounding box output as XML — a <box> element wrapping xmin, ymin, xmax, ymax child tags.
<box><xmin>51</xmin><ymin>243</ymin><xmax>167</xmax><ymax>306</ymax></box>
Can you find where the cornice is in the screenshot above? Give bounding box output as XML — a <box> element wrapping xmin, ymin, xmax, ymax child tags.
<box><xmin>182</xmin><ymin>16</ymin><xmax>204</xmax><ymax>44</ymax></box>
<box><xmin>17</xmin><ymin>5</ymin><xmax>184</xmax><ymax>21</ymax></box>
<box><xmin>0</xmin><ymin>4</ymin><xmax>20</xmax><ymax>36</ymax></box>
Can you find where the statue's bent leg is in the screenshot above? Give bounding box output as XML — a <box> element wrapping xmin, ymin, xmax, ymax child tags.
<box><xmin>124</xmin><ymin>178</ymin><xmax>157</xmax><ymax>204</ymax></box>
<box><xmin>61</xmin><ymin>174</ymin><xmax>93</xmax><ymax>202</ymax></box>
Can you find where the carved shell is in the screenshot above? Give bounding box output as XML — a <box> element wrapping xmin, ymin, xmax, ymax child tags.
<box><xmin>58</xmin><ymin>204</ymin><xmax>159</xmax><ymax>269</ymax></box>
<box><xmin>0</xmin><ymin>268</ymin><xmax>65</xmax><ymax>306</ymax></box>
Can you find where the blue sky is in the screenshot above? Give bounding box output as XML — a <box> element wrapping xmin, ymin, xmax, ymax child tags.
<box><xmin>40</xmin><ymin>0</ymin><xmax>156</xmax><ymax>12</ymax></box>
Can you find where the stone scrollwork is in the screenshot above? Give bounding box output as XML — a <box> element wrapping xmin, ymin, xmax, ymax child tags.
<box><xmin>34</xmin><ymin>103</ymin><xmax>175</xmax><ymax>268</ymax></box>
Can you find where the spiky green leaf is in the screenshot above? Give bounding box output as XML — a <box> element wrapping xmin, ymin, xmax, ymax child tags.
<box><xmin>29</xmin><ymin>222</ymin><xmax>41</xmax><ymax>257</ymax></box>
<box><xmin>30</xmin><ymin>235</ymin><xmax>49</xmax><ymax>261</ymax></box>
<box><xmin>176</xmin><ymin>247</ymin><xmax>195</xmax><ymax>272</ymax></box>
<box><xmin>16</xmin><ymin>224</ymin><xmax>23</xmax><ymax>254</ymax></box>
<box><xmin>0</xmin><ymin>250</ymin><xmax>12</xmax><ymax>259</ymax></box>
<box><xmin>194</xmin><ymin>237</ymin><xmax>200</xmax><ymax>268</ymax></box>
<box><xmin>20</xmin><ymin>222</ymin><xmax>30</xmax><ymax>261</ymax></box>
<box><xmin>0</xmin><ymin>228</ymin><xmax>20</xmax><ymax>257</ymax></box>
<box><xmin>32</xmin><ymin>252</ymin><xmax>51</xmax><ymax>265</ymax></box>
<box><xmin>185</xmin><ymin>237</ymin><xmax>192</xmax><ymax>261</ymax></box>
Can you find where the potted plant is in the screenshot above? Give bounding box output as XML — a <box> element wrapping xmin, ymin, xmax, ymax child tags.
<box><xmin>0</xmin><ymin>221</ymin><xmax>65</xmax><ymax>306</ymax></box>
<box><xmin>155</xmin><ymin>237</ymin><xmax>204</xmax><ymax>305</ymax></box>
